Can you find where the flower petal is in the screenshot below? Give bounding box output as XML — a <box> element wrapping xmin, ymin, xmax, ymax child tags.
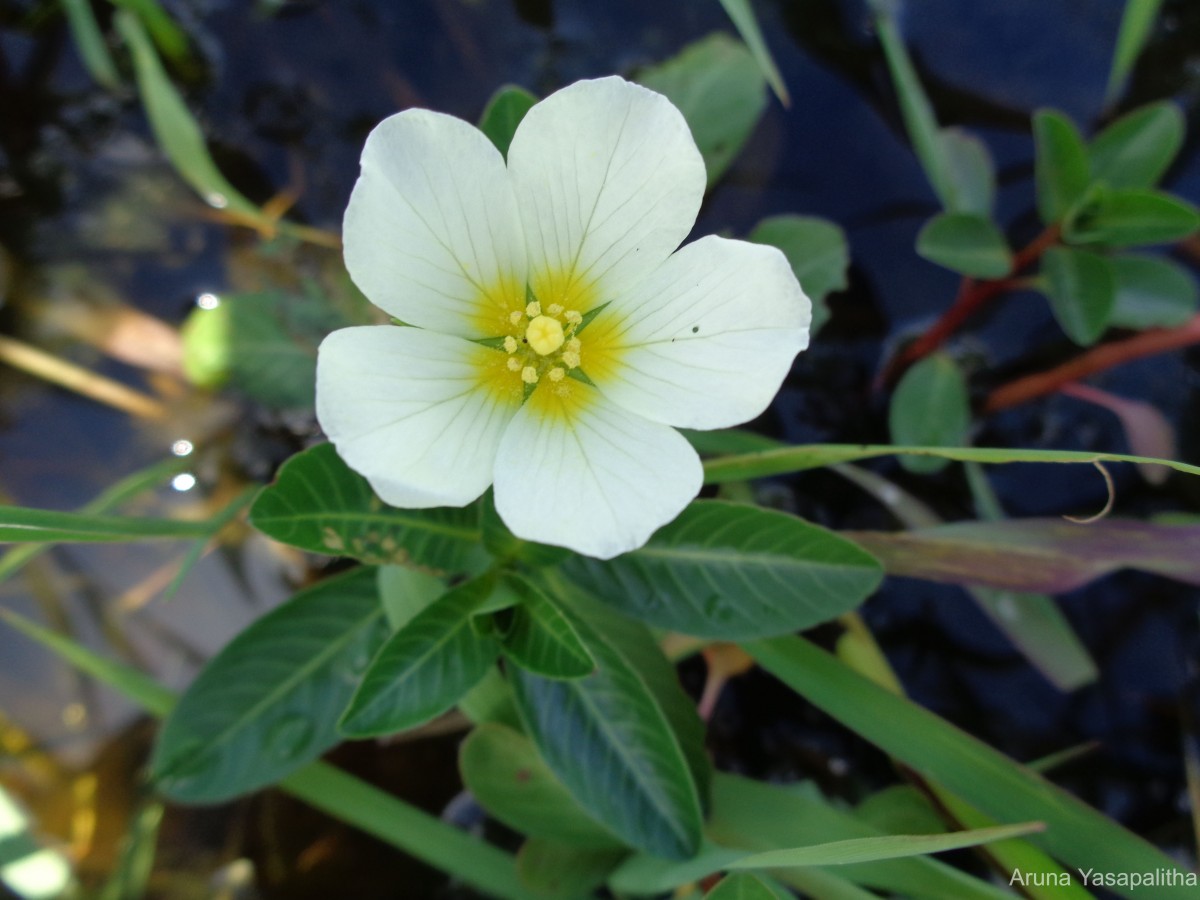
<box><xmin>316</xmin><ymin>326</ymin><xmax>523</xmax><ymax>507</ymax></box>
<box><xmin>344</xmin><ymin>110</ymin><xmax>526</xmax><ymax>338</ymax></box>
<box><xmin>493</xmin><ymin>387</ymin><xmax>702</xmax><ymax>559</ymax></box>
<box><xmin>507</xmin><ymin>77</ymin><xmax>706</xmax><ymax>308</ymax></box>
<box><xmin>588</xmin><ymin>236</ymin><xmax>811</xmax><ymax>430</ymax></box>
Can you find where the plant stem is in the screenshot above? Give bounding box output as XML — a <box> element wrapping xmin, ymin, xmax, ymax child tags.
<box><xmin>885</xmin><ymin>224</ymin><xmax>1060</xmax><ymax>384</ymax></box>
<box><xmin>984</xmin><ymin>313</ymin><xmax>1200</xmax><ymax>412</ymax></box>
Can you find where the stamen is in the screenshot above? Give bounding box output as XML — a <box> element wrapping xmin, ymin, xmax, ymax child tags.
<box><xmin>566</xmin><ymin>337</ymin><xmax>581</xmax><ymax>352</ymax></box>
<box><xmin>548</xmin><ymin>303</ymin><xmax>564</xmax><ymax>316</ymax></box>
<box><xmin>565</xmin><ymin>310</ymin><xmax>582</xmax><ymax>326</ymax></box>
<box><xmin>561</xmin><ymin>350</ymin><xmax>581</xmax><ymax>369</ymax></box>
<box><xmin>509</xmin><ymin>310</ymin><xmax>523</xmax><ymax>326</ymax></box>
<box><xmin>525</xmin><ymin>301</ymin><xmax>542</xmax><ymax>318</ymax></box>
<box><xmin>521</xmin><ymin>366</ymin><xmax>539</xmax><ymax>384</ymax></box>
<box><xmin>507</xmin><ymin>357</ymin><xmax>521</xmax><ymax>371</ymax></box>
<box><xmin>548</xmin><ymin>367</ymin><xmax>565</xmax><ymax>382</ymax></box>
<box><xmin>503</xmin><ymin>336</ymin><xmax>518</xmax><ymax>353</ymax></box>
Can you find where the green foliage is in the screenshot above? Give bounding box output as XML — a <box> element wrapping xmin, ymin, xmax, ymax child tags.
<box><xmin>1105</xmin><ymin>0</ymin><xmax>1165</xmax><ymax>102</ymax></box>
<box><xmin>181</xmin><ymin>291</ymin><xmax>348</xmax><ymax>409</ymax></box>
<box><xmin>748</xmin><ymin>215</ymin><xmax>849</xmax><ymax>332</ymax></box>
<box><xmin>706</xmin><ymin>874</ymin><xmax>785</xmax><ymax>900</ymax></box>
<box><xmin>1110</xmin><ymin>253</ymin><xmax>1199</xmax><ymax>328</ymax></box>
<box><xmin>249</xmin><ymin>443</ymin><xmax>488</xmax><ymax>572</ymax></box>
<box><xmin>888</xmin><ymin>354</ymin><xmax>971</xmax><ymax>473</ymax></box>
<box><xmin>938</xmin><ymin>127</ymin><xmax>997</xmax><ymax>217</ymax></box>
<box><xmin>516</xmin><ymin>839</ymin><xmax>626</xmax><ymax>898</ymax></box>
<box><xmin>557</xmin><ymin>501</ymin><xmax>883</xmax><ymax>639</ymax></box>
<box><xmin>498</xmin><ymin>576</ymin><xmax>595</xmax><ymax>679</ymax></box>
<box><xmin>1033</xmin><ymin>109</ymin><xmax>1091</xmax><ymax>224</ymax></box>
<box><xmin>636</xmin><ymin>33</ymin><xmax>768</xmax><ymax>188</ymax></box>
<box><xmin>478</xmin><ymin>86</ymin><xmax>537</xmax><ymax>158</ymax></box>
<box><xmin>0</xmin><ymin>506</ymin><xmax>210</xmax><ymax>543</ymax></box>
<box><xmin>1039</xmin><ymin>246</ymin><xmax>1116</xmax><ymax>345</ymax></box>
<box><xmin>151</xmin><ymin>568</ymin><xmax>388</xmax><ymax>802</ymax></box>
<box><xmin>916</xmin><ymin>212</ymin><xmax>1012</xmax><ymax>278</ymax></box>
<box><xmin>1065</xmin><ymin>188</ymin><xmax>1200</xmax><ymax>247</ymax></box>
<box><xmin>62</xmin><ymin>0</ymin><xmax>120</xmax><ymax>89</ymax></box>
<box><xmin>339</xmin><ymin>576</ymin><xmax>499</xmax><ymax>737</ymax></box>
<box><xmin>1090</xmin><ymin>101</ymin><xmax>1184</xmax><ymax>189</ymax></box>
<box><xmin>713</xmin><ymin>0</ymin><xmax>788</xmax><ymax>105</ymax></box>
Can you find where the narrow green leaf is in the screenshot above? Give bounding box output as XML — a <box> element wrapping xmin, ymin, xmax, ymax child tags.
<box><xmin>340</xmin><ymin>577</ymin><xmax>498</xmax><ymax>737</ymax></box>
<box><xmin>478</xmin><ymin>86</ymin><xmax>537</xmax><ymax>159</ymax></box>
<box><xmin>706</xmin><ymin>873</ymin><xmax>784</xmax><ymax>900</ymax></box>
<box><xmin>746</xmin><ymin>637</ymin><xmax>1196</xmax><ymax>899</ymax></box>
<box><xmin>459</xmin><ymin>723</ymin><xmax>622</xmax><ymax>849</ymax></box>
<box><xmin>888</xmin><ymin>354</ymin><xmax>971</xmax><ymax>474</ymax></box>
<box><xmin>113</xmin><ymin>12</ymin><xmax>261</xmax><ymax>218</ymax></box>
<box><xmin>1066</xmin><ymin>188</ymin><xmax>1200</xmax><ymax>247</ymax></box>
<box><xmin>747</xmin><ymin>215</ymin><xmax>849</xmax><ymax>333</ymax></box>
<box><xmin>151</xmin><ymin>568</ymin><xmax>389</xmax><ymax>802</ymax></box>
<box><xmin>1105</xmin><ymin>0</ymin><xmax>1165</xmax><ymax>102</ymax></box>
<box><xmin>636</xmin><ymin>33</ymin><xmax>768</xmax><ymax>187</ymax></box>
<box><xmin>377</xmin><ymin>564</ymin><xmax>446</xmax><ymax>631</ymax></box>
<box><xmin>1040</xmin><ymin>246</ymin><xmax>1116</xmax><ymax>345</ymax></box>
<box><xmin>871</xmin><ymin>6</ymin><xmax>954</xmax><ymax>208</ymax></box>
<box><xmin>0</xmin><ymin>608</ymin><xmax>538</xmax><ymax>900</ymax></box>
<box><xmin>0</xmin><ymin>507</ymin><xmax>211</xmax><ymax>544</ymax></box>
<box><xmin>61</xmin><ymin>0</ymin><xmax>120</xmax><ymax>89</ymax></box>
<box><xmin>500</xmin><ymin>576</ymin><xmax>595</xmax><ymax>679</ymax></box>
<box><xmin>249</xmin><ymin>443</ymin><xmax>487</xmax><ymax>573</ymax></box>
<box><xmin>713</xmin><ymin>0</ymin><xmax>789</xmax><ymax>105</ymax></box>
<box><xmin>701</xmin><ymin>442</ymin><xmax>1200</xmax><ymax>483</ymax></box>
<box><xmin>916</xmin><ymin>212</ymin><xmax>1012</xmax><ymax>278</ymax></box>
<box><xmin>97</xmin><ymin>800</ymin><xmax>163</xmax><ymax>900</ymax></box>
<box><xmin>510</xmin><ymin>603</ymin><xmax>704</xmax><ymax>860</ymax></box>
<box><xmin>1091</xmin><ymin>101</ymin><xmax>1184</xmax><ymax>189</ymax></box>
<box><xmin>1033</xmin><ymin>109</ymin><xmax>1092</xmax><ymax>224</ymax></box>
<box><xmin>517</xmin><ymin>839</ymin><xmax>626</xmax><ymax>898</ymax></box>
<box><xmin>557</xmin><ymin>500</ymin><xmax>882</xmax><ymax>640</ymax></box>
<box><xmin>1110</xmin><ymin>253</ymin><xmax>1199</xmax><ymax>328</ymax></box>
<box><xmin>111</xmin><ymin>0</ymin><xmax>190</xmax><ymax>64</ymax></box>
<box><xmin>163</xmin><ymin>485</ymin><xmax>257</xmax><ymax>600</ymax></box>
<box><xmin>938</xmin><ymin>127</ymin><xmax>997</xmax><ymax>217</ymax></box>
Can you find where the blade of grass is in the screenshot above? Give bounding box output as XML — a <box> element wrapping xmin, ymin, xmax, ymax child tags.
<box><xmin>0</xmin><ymin>507</ymin><xmax>212</xmax><ymax>543</ymax></box>
<box><xmin>61</xmin><ymin>0</ymin><xmax>120</xmax><ymax>89</ymax></box>
<box><xmin>714</xmin><ymin>0</ymin><xmax>790</xmax><ymax>106</ymax></box>
<box><xmin>110</xmin><ymin>0</ymin><xmax>190</xmax><ymax>64</ymax></box>
<box><xmin>0</xmin><ymin>608</ymin><xmax>539</xmax><ymax>900</ymax></box>
<box><xmin>1105</xmin><ymin>0</ymin><xmax>1164</xmax><ymax>103</ymax></box>
<box><xmin>161</xmin><ymin>486</ymin><xmax>258</xmax><ymax>600</ymax></box>
<box><xmin>746</xmin><ymin>636</ymin><xmax>1194</xmax><ymax>898</ymax></box>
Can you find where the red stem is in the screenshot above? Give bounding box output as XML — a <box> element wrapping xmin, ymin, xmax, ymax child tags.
<box><xmin>884</xmin><ymin>224</ymin><xmax>1061</xmax><ymax>384</ymax></box>
<box><xmin>985</xmin><ymin>313</ymin><xmax>1200</xmax><ymax>413</ymax></box>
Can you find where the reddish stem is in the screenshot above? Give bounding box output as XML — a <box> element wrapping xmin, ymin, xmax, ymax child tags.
<box><xmin>985</xmin><ymin>314</ymin><xmax>1200</xmax><ymax>413</ymax></box>
<box><xmin>884</xmin><ymin>224</ymin><xmax>1061</xmax><ymax>384</ymax></box>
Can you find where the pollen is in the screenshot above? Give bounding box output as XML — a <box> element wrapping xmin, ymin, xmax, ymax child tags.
<box><xmin>565</xmin><ymin>310</ymin><xmax>583</xmax><ymax>326</ymax></box>
<box><xmin>503</xmin><ymin>335</ymin><xmax>518</xmax><ymax>353</ymax></box>
<box><xmin>561</xmin><ymin>350</ymin><xmax>581</xmax><ymax>369</ymax></box>
<box><xmin>548</xmin><ymin>303</ymin><xmax>564</xmax><ymax>316</ymax></box>
<box><xmin>521</xmin><ymin>366</ymin><xmax>539</xmax><ymax>384</ymax></box>
<box><xmin>525</xmin><ymin>301</ymin><xmax>542</xmax><ymax>318</ymax></box>
<box><xmin>548</xmin><ymin>367</ymin><xmax>565</xmax><ymax>382</ymax></box>
<box><xmin>566</xmin><ymin>337</ymin><xmax>581</xmax><ymax>353</ymax></box>
<box><xmin>507</xmin><ymin>357</ymin><xmax>522</xmax><ymax>371</ymax></box>
<box><xmin>509</xmin><ymin>310</ymin><xmax>523</xmax><ymax>326</ymax></box>
<box><xmin>525</xmin><ymin>315</ymin><xmax>565</xmax><ymax>356</ymax></box>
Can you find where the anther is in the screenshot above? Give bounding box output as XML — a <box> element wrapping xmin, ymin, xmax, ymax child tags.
<box><xmin>565</xmin><ymin>310</ymin><xmax>583</xmax><ymax>326</ymax></box>
<box><xmin>548</xmin><ymin>367</ymin><xmax>565</xmax><ymax>382</ymax></box>
<box><xmin>509</xmin><ymin>311</ymin><xmax>523</xmax><ymax>326</ymax></box>
<box><xmin>521</xmin><ymin>366</ymin><xmax>539</xmax><ymax>384</ymax></box>
<box><xmin>525</xmin><ymin>301</ymin><xmax>541</xmax><ymax>318</ymax></box>
<box><xmin>548</xmin><ymin>303</ymin><xmax>564</xmax><ymax>316</ymax></box>
<box><xmin>566</xmin><ymin>337</ymin><xmax>581</xmax><ymax>352</ymax></box>
<box><xmin>503</xmin><ymin>336</ymin><xmax>518</xmax><ymax>353</ymax></box>
<box><xmin>561</xmin><ymin>350</ymin><xmax>581</xmax><ymax>369</ymax></box>
<box><xmin>507</xmin><ymin>357</ymin><xmax>522</xmax><ymax>371</ymax></box>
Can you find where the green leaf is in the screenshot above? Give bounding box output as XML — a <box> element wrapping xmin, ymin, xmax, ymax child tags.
<box><xmin>1039</xmin><ymin>246</ymin><xmax>1116</xmax><ymax>345</ymax></box>
<box><xmin>478</xmin><ymin>86</ymin><xmax>537</xmax><ymax>159</ymax></box>
<box><xmin>249</xmin><ymin>443</ymin><xmax>487</xmax><ymax>573</ymax></box>
<box><xmin>636</xmin><ymin>33</ymin><xmax>767</xmax><ymax>188</ymax></box>
<box><xmin>113</xmin><ymin>12</ymin><xmax>261</xmax><ymax>218</ymax></box>
<box><xmin>1032</xmin><ymin>109</ymin><xmax>1091</xmax><ymax>224</ymax></box>
<box><xmin>459</xmin><ymin>723</ymin><xmax>622</xmax><ymax>849</ymax></box>
<box><xmin>916</xmin><ymin>212</ymin><xmax>1012</xmax><ymax>278</ymax></box>
<box><xmin>0</xmin><ymin>506</ymin><xmax>210</xmax><ymax>544</ymax></box>
<box><xmin>62</xmin><ymin>0</ymin><xmax>120</xmax><ymax>89</ymax></box>
<box><xmin>111</xmin><ymin>0</ymin><xmax>191</xmax><ymax>64</ymax></box>
<box><xmin>340</xmin><ymin>576</ymin><xmax>498</xmax><ymax>737</ymax></box>
<box><xmin>1110</xmin><ymin>253</ymin><xmax>1199</xmax><ymax>328</ymax></box>
<box><xmin>499</xmin><ymin>576</ymin><xmax>595</xmax><ymax>679</ymax></box>
<box><xmin>701</xmin><ymin>441</ymin><xmax>1200</xmax><ymax>483</ymax></box>
<box><xmin>480</xmin><ymin>493</ymin><xmax>570</xmax><ymax>568</ymax></box>
<box><xmin>870</xmin><ymin>6</ymin><xmax>954</xmax><ymax>209</ymax></box>
<box><xmin>747</xmin><ymin>637</ymin><xmax>1196</xmax><ymax>899</ymax></box>
<box><xmin>713</xmin><ymin>0</ymin><xmax>789</xmax><ymax>106</ymax></box>
<box><xmin>888</xmin><ymin>354</ymin><xmax>971</xmax><ymax>474</ymax></box>
<box><xmin>377</xmin><ymin>564</ymin><xmax>446</xmax><ymax>631</ymax></box>
<box><xmin>510</xmin><ymin>602</ymin><xmax>704</xmax><ymax>860</ymax></box>
<box><xmin>517</xmin><ymin>839</ymin><xmax>626</xmax><ymax>898</ymax></box>
<box><xmin>706</xmin><ymin>873</ymin><xmax>785</xmax><ymax>900</ymax></box>
<box><xmin>180</xmin><ymin>291</ymin><xmax>347</xmax><ymax>409</ymax></box>
<box><xmin>938</xmin><ymin>127</ymin><xmax>997</xmax><ymax>216</ymax></box>
<box><xmin>557</xmin><ymin>501</ymin><xmax>882</xmax><ymax>640</ymax></box>
<box><xmin>1065</xmin><ymin>188</ymin><xmax>1200</xmax><ymax>247</ymax></box>
<box><xmin>1105</xmin><ymin>0</ymin><xmax>1165</xmax><ymax>103</ymax></box>
<box><xmin>747</xmin><ymin>215</ymin><xmax>849</xmax><ymax>333</ymax></box>
<box><xmin>1091</xmin><ymin>101</ymin><xmax>1184</xmax><ymax>189</ymax></box>
<box><xmin>151</xmin><ymin>568</ymin><xmax>388</xmax><ymax>802</ymax></box>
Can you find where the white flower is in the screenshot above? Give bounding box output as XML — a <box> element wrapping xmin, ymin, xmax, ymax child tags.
<box><xmin>316</xmin><ymin>76</ymin><xmax>810</xmax><ymax>559</ymax></box>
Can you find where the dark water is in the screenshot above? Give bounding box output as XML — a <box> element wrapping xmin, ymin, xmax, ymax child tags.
<box><xmin>2</xmin><ymin>0</ymin><xmax>1200</xmax><ymax>895</ymax></box>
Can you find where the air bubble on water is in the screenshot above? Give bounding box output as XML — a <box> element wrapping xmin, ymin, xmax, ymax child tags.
<box><xmin>172</xmin><ymin>473</ymin><xmax>197</xmax><ymax>492</ymax></box>
<box><xmin>196</xmin><ymin>292</ymin><xmax>220</xmax><ymax>309</ymax></box>
<box><xmin>172</xmin><ymin>439</ymin><xmax>194</xmax><ymax>457</ymax></box>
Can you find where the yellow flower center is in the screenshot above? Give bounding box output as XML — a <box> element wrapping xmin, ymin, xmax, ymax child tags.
<box><xmin>525</xmin><ymin>315</ymin><xmax>565</xmax><ymax>356</ymax></box>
